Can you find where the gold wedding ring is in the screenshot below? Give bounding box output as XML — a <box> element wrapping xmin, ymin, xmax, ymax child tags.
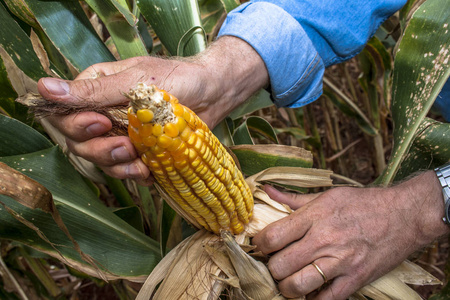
<box><xmin>311</xmin><ymin>262</ymin><xmax>327</xmax><ymax>283</ymax></box>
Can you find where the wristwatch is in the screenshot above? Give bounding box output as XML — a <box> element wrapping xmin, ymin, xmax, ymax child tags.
<box><xmin>435</xmin><ymin>162</ymin><xmax>450</xmax><ymax>225</ymax></box>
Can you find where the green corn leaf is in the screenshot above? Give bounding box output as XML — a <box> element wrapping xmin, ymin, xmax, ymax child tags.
<box><xmin>219</xmin><ymin>0</ymin><xmax>240</xmax><ymax>13</ymax></box>
<box><xmin>379</xmin><ymin>0</ymin><xmax>450</xmax><ymax>184</ymax></box>
<box><xmin>231</xmin><ymin>144</ymin><xmax>313</xmax><ymax>176</ymax></box>
<box><xmin>0</xmin><ymin>55</ymin><xmax>29</xmax><ymax>124</ymax></box>
<box><xmin>233</xmin><ymin>116</ymin><xmax>279</xmax><ymax>145</ymax></box>
<box><xmin>394</xmin><ymin>118</ymin><xmax>450</xmax><ymax>181</ymax></box>
<box><xmin>274</xmin><ymin>127</ymin><xmax>310</xmax><ymax>141</ymax></box>
<box><xmin>358</xmin><ymin>37</ymin><xmax>394</xmax><ymax>129</ymax></box>
<box><xmin>0</xmin><ymin>115</ymin><xmax>161</xmax><ymax>279</ymax></box>
<box><xmin>4</xmin><ymin>0</ymin><xmax>73</xmax><ymax>79</ymax></box>
<box><xmin>0</xmin><ymin>115</ymin><xmax>52</xmax><ymax>156</ymax></box>
<box><xmin>22</xmin><ymin>0</ymin><xmax>115</xmax><ymax>72</ymax></box>
<box><xmin>0</xmin><ymin>147</ymin><xmax>161</xmax><ymax>279</ymax></box>
<box><xmin>364</xmin><ymin>36</ymin><xmax>393</xmax><ymax>107</ymax></box>
<box><xmin>112</xmin><ymin>206</ymin><xmax>145</xmax><ymax>233</ymax></box>
<box><xmin>109</xmin><ymin>0</ymin><xmax>137</xmax><ymax>26</ymax></box>
<box><xmin>228</xmin><ymin>89</ymin><xmax>273</xmax><ymax>120</ymax></box>
<box><xmin>85</xmin><ymin>0</ymin><xmax>148</xmax><ymax>59</ymax></box>
<box><xmin>0</xmin><ymin>3</ymin><xmax>48</xmax><ymax>81</ymax></box>
<box><xmin>198</xmin><ymin>0</ymin><xmax>240</xmax><ymax>35</ymax></box>
<box><xmin>233</xmin><ymin>119</ymin><xmax>253</xmax><ymax>145</ymax></box>
<box><xmin>138</xmin><ymin>0</ymin><xmax>206</xmax><ymax>57</ymax></box>
<box><xmin>33</xmin><ymin>29</ymin><xmax>73</xmax><ymax>80</ymax></box>
<box><xmin>198</xmin><ymin>0</ymin><xmax>226</xmax><ymax>35</ymax></box>
<box><xmin>399</xmin><ymin>0</ymin><xmax>426</xmax><ymax>31</ymax></box>
<box><xmin>104</xmin><ymin>175</ymin><xmax>136</xmax><ymax>207</ymax></box>
<box><xmin>137</xmin><ymin>15</ymin><xmax>153</xmax><ymax>53</ymax></box>
<box><xmin>136</xmin><ymin>185</ymin><xmax>158</xmax><ymax>241</ymax></box>
<box><xmin>212</xmin><ymin>119</ymin><xmax>234</xmax><ymax>146</ymax></box>
<box><xmin>160</xmin><ymin>200</ymin><xmax>177</xmax><ymax>254</ymax></box>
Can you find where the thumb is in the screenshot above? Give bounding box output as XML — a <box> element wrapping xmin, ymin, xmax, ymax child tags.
<box><xmin>37</xmin><ymin>76</ymin><xmax>132</xmax><ymax>107</ymax></box>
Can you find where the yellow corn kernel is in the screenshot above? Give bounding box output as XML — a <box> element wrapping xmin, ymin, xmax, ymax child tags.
<box><xmin>143</xmin><ymin>135</ymin><xmax>157</xmax><ymax>147</ymax></box>
<box><xmin>128</xmin><ymin>107</ymin><xmax>141</xmax><ymax>128</ymax></box>
<box><xmin>152</xmin><ymin>123</ymin><xmax>163</xmax><ymax>136</ymax></box>
<box><xmin>176</xmin><ymin>117</ymin><xmax>186</xmax><ymax>133</ymax></box>
<box><xmin>180</xmin><ymin>126</ymin><xmax>193</xmax><ymax>142</ymax></box>
<box><xmin>183</xmin><ymin>109</ymin><xmax>192</xmax><ymax>124</ymax></box>
<box><xmin>140</xmin><ymin>123</ymin><xmax>153</xmax><ymax>137</ymax></box>
<box><xmin>133</xmin><ymin>142</ymin><xmax>147</xmax><ymax>153</ymax></box>
<box><xmin>157</xmin><ymin>134</ymin><xmax>173</xmax><ymax>148</ymax></box>
<box><xmin>167</xmin><ymin>137</ymin><xmax>183</xmax><ymax>152</ymax></box>
<box><xmin>128</xmin><ymin>126</ymin><xmax>142</xmax><ymax>144</ymax></box>
<box><xmin>164</xmin><ymin>122</ymin><xmax>179</xmax><ymax>138</ymax></box>
<box><xmin>161</xmin><ymin>90</ymin><xmax>171</xmax><ymax>101</ymax></box>
<box><xmin>173</xmin><ymin>103</ymin><xmax>184</xmax><ymax>117</ymax></box>
<box><xmin>151</xmin><ymin>144</ymin><xmax>165</xmax><ymax>154</ymax></box>
<box><xmin>137</xmin><ymin>109</ymin><xmax>154</xmax><ymax>123</ymax></box>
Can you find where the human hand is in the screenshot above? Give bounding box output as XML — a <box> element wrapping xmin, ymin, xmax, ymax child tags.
<box><xmin>37</xmin><ymin>36</ymin><xmax>268</xmax><ymax>182</ymax></box>
<box><xmin>252</xmin><ymin>171</ymin><xmax>449</xmax><ymax>299</ymax></box>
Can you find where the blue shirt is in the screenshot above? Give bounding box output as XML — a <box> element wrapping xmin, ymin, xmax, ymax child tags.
<box><xmin>219</xmin><ymin>0</ymin><xmax>439</xmax><ymax>107</ymax></box>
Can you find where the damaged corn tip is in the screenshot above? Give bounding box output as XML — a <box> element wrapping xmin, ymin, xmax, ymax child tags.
<box><xmin>126</xmin><ymin>83</ymin><xmax>253</xmax><ymax>235</ymax></box>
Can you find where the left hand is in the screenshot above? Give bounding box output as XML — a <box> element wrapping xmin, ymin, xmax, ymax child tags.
<box><xmin>252</xmin><ymin>171</ymin><xmax>449</xmax><ymax>299</ymax></box>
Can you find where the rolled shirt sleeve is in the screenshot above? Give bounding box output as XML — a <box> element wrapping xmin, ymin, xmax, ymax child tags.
<box><xmin>218</xmin><ymin>0</ymin><xmax>407</xmax><ymax>108</ymax></box>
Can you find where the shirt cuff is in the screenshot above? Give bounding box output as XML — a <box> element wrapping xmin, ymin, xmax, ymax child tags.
<box><xmin>218</xmin><ymin>2</ymin><xmax>325</xmax><ymax>108</ymax></box>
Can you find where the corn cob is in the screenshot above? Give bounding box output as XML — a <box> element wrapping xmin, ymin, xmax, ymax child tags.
<box><xmin>126</xmin><ymin>83</ymin><xmax>253</xmax><ymax>234</ymax></box>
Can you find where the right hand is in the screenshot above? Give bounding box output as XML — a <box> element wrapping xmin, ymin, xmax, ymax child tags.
<box><xmin>37</xmin><ymin>37</ymin><xmax>269</xmax><ymax>183</ymax></box>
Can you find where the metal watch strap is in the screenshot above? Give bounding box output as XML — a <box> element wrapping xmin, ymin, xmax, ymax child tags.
<box><xmin>435</xmin><ymin>162</ymin><xmax>450</xmax><ymax>225</ymax></box>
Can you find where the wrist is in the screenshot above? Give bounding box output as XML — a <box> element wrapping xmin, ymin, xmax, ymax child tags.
<box><xmin>195</xmin><ymin>36</ymin><xmax>269</xmax><ymax>124</ymax></box>
<box><xmin>398</xmin><ymin>171</ymin><xmax>450</xmax><ymax>247</ymax></box>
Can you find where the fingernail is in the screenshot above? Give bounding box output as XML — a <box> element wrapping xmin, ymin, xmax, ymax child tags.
<box><xmin>42</xmin><ymin>78</ymin><xmax>70</xmax><ymax>96</ymax></box>
<box><xmin>126</xmin><ymin>162</ymin><xmax>144</xmax><ymax>178</ymax></box>
<box><xmin>111</xmin><ymin>146</ymin><xmax>132</xmax><ymax>162</ymax></box>
<box><xmin>86</xmin><ymin>123</ymin><xmax>107</xmax><ymax>136</ymax></box>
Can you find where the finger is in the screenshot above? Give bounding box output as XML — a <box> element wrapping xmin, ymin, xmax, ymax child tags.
<box><xmin>47</xmin><ymin>112</ymin><xmax>112</xmax><ymax>142</ymax></box>
<box><xmin>66</xmin><ymin>136</ymin><xmax>137</xmax><ymax>166</ymax></box>
<box><xmin>37</xmin><ymin>68</ymin><xmax>145</xmax><ymax>107</ymax></box>
<box><xmin>277</xmin><ymin>259</ymin><xmax>338</xmax><ymax>299</ymax></box>
<box><xmin>267</xmin><ymin>234</ymin><xmax>322</xmax><ymax>280</ymax></box>
<box><xmin>266</xmin><ymin>223</ymin><xmax>340</xmax><ymax>281</ymax></box>
<box><xmin>38</xmin><ymin>76</ymin><xmax>128</xmax><ymax>106</ymax></box>
<box><xmin>100</xmin><ymin>158</ymin><xmax>150</xmax><ymax>180</ymax></box>
<box><xmin>252</xmin><ymin>208</ymin><xmax>311</xmax><ymax>254</ymax></box>
<box><xmin>264</xmin><ymin>185</ymin><xmax>321</xmax><ymax>210</ymax></box>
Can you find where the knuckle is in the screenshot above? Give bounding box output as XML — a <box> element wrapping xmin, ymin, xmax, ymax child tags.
<box><xmin>72</xmin><ymin>78</ymin><xmax>110</xmax><ymax>102</ymax></box>
<box><xmin>267</xmin><ymin>258</ymin><xmax>285</xmax><ymax>280</ymax></box>
<box><xmin>313</xmin><ymin>230</ymin><xmax>336</xmax><ymax>249</ymax></box>
<box><xmin>260</xmin><ymin>226</ymin><xmax>283</xmax><ymax>253</ymax></box>
<box><xmin>279</xmin><ymin>274</ymin><xmax>306</xmax><ymax>298</ymax></box>
<box><xmin>291</xmin><ymin>273</ymin><xmax>307</xmax><ymax>294</ymax></box>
